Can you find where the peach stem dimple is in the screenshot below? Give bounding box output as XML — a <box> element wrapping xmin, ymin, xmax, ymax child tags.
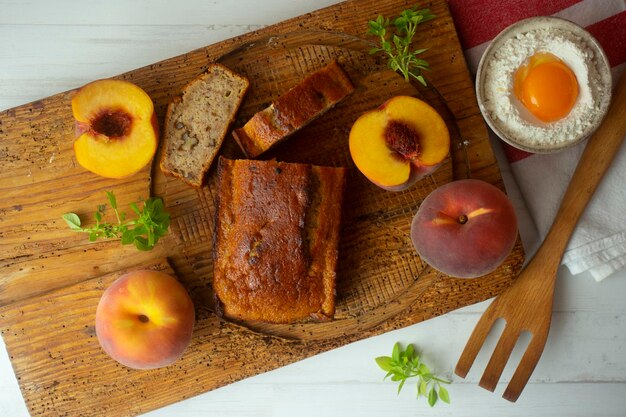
<box><xmin>138</xmin><ymin>314</ymin><xmax>150</xmax><ymax>323</ymax></box>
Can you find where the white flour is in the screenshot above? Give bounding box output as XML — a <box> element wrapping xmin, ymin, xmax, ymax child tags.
<box><xmin>483</xmin><ymin>28</ymin><xmax>605</xmax><ymax>147</ymax></box>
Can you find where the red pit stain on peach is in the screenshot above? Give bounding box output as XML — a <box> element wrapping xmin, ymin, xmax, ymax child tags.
<box><xmin>91</xmin><ymin>109</ymin><xmax>133</xmax><ymax>139</ymax></box>
<box><xmin>384</xmin><ymin>120</ymin><xmax>420</xmax><ymax>159</ymax></box>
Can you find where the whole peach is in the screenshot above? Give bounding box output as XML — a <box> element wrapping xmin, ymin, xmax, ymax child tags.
<box><xmin>410</xmin><ymin>179</ymin><xmax>518</xmax><ymax>278</ymax></box>
<box><xmin>95</xmin><ymin>270</ymin><xmax>195</xmax><ymax>370</ymax></box>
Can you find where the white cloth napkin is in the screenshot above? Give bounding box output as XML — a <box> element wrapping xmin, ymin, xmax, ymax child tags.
<box><xmin>511</xmin><ymin>124</ymin><xmax>626</xmax><ymax>281</ymax></box>
<box><xmin>449</xmin><ymin>0</ymin><xmax>626</xmax><ymax>281</ymax></box>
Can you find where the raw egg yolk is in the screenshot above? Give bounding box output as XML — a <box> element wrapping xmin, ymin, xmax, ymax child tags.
<box><xmin>514</xmin><ymin>52</ymin><xmax>579</xmax><ymax>122</ymax></box>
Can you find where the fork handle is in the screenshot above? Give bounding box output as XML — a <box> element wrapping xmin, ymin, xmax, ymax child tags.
<box><xmin>538</xmin><ymin>72</ymin><xmax>626</xmax><ymax>268</ymax></box>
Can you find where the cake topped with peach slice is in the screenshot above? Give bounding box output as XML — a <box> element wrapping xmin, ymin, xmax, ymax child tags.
<box><xmin>72</xmin><ymin>79</ymin><xmax>158</xmax><ymax>178</ymax></box>
<box><xmin>349</xmin><ymin>95</ymin><xmax>450</xmax><ymax>191</ymax></box>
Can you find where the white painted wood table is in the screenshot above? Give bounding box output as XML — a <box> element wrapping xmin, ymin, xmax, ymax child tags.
<box><xmin>1</xmin><ymin>1</ymin><xmax>625</xmax><ymax>416</ymax></box>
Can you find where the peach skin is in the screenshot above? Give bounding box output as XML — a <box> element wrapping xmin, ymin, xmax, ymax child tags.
<box><xmin>411</xmin><ymin>179</ymin><xmax>518</xmax><ymax>278</ymax></box>
<box><xmin>95</xmin><ymin>270</ymin><xmax>195</xmax><ymax>370</ymax></box>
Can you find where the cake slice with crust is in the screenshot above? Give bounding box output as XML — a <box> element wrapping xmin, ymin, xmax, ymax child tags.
<box><xmin>232</xmin><ymin>60</ymin><xmax>354</xmax><ymax>158</ymax></box>
<box><xmin>160</xmin><ymin>64</ymin><xmax>249</xmax><ymax>187</ymax></box>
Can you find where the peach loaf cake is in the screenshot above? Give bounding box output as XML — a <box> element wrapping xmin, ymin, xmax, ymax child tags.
<box><xmin>160</xmin><ymin>64</ymin><xmax>249</xmax><ymax>187</ymax></box>
<box><xmin>232</xmin><ymin>60</ymin><xmax>355</xmax><ymax>158</ymax></box>
<box><xmin>213</xmin><ymin>157</ymin><xmax>346</xmax><ymax>323</ymax></box>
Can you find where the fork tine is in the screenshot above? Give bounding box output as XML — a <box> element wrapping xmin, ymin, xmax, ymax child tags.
<box><xmin>502</xmin><ymin>333</ymin><xmax>549</xmax><ymax>402</ymax></box>
<box><xmin>455</xmin><ymin>310</ymin><xmax>499</xmax><ymax>378</ymax></box>
<box><xmin>479</xmin><ymin>327</ymin><xmax>520</xmax><ymax>392</ymax></box>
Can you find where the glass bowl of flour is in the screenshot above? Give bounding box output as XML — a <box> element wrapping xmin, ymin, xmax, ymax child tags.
<box><xmin>476</xmin><ymin>16</ymin><xmax>612</xmax><ymax>153</ymax></box>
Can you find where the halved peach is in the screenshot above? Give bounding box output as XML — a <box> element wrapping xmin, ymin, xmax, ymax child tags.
<box><xmin>349</xmin><ymin>96</ymin><xmax>450</xmax><ymax>191</ymax></box>
<box><xmin>72</xmin><ymin>79</ymin><xmax>158</xmax><ymax>179</ymax></box>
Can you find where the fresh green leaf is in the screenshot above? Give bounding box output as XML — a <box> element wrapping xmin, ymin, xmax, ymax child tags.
<box><xmin>439</xmin><ymin>385</ymin><xmax>450</xmax><ymax>404</ymax></box>
<box><xmin>121</xmin><ymin>229</ymin><xmax>136</xmax><ymax>245</ymax></box>
<box><xmin>62</xmin><ymin>213</ymin><xmax>82</xmax><ymax>230</ymax></box>
<box><xmin>405</xmin><ymin>344</ymin><xmax>414</xmax><ymax>359</ymax></box>
<box><xmin>105</xmin><ymin>191</ymin><xmax>117</xmax><ymax>209</ymax></box>
<box><xmin>376</xmin><ymin>356</ymin><xmax>393</xmax><ymax>372</ymax></box>
<box><xmin>133</xmin><ymin>236</ymin><xmax>152</xmax><ymax>251</ymax></box>
<box><xmin>397</xmin><ymin>378</ymin><xmax>406</xmax><ymax>394</ymax></box>
<box><xmin>130</xmin><ymin>202</ymin><xmax>141</xmax><ymax>216</ymax></box>
<box><xmin>428</xmin><ymin>386</ymin><xmax>438</xmax><ymax>407</ymax></box>
<box><xmin>94</xmin><ymin>211</ymin><xmax>102</xmax><ymax>222</ymax></box>
<box><xmin>418</xmin><ymin>378</ymin><xmax>428</xmax><ymax>397</ymax></box>
<box><xmin>132</xmin><ymin>225</ymin><xmax>148</xmax><ymax>236</ymax></box>
<box><xmin>392</xmin><ymin>343</ymin><xmax>401</xmax><ymax>362</ymax></box>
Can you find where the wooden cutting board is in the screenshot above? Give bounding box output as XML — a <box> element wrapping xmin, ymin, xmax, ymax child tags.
<box><xmin>0</xmin><ymin>0</ymin><xmax>525</xmax><ymax>416</ymax></box>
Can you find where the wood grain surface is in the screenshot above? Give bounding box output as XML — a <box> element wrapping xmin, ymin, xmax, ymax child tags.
<box><xmin>0</xmin><ymin>0</ymin><xmax>525</xmax><ymax>416</ymax></box>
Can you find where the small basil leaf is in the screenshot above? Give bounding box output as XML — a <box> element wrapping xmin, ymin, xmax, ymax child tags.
<box><xmin>418</xmin><ymin>378</ymin><xmax>428</xmax><ymax>397</ymax></box>
<box><xmin>105</xmin><ymin>191</ymin><xmax>117</xmax><ymax>210</ymax></box>
<box><xmin>133</xmin><ymin>236</ymin><xmax>152</xmax><ymax>251</ymax></box>
<box><xmin>439</xmin><ymin>385</ymin><xmax>450</xmax><ymax>404</ymax></box>
<box><xmin>405</xmin><ymin>344</ymin><xmax>415</xmax><ymax>359</ymax></box>
<box><xmin>130</xmin><ymin>202</ymin><xmax>141</xmax><ymax>216</ymax></box>
<box><xmin>397</xmin><ymin>378</ymin><xmax>406</xmax><ymax>394</ymax></box>
<box><xmin>121</xmin><ymin>229</ymin><xmax>136</xmax><ymax>245</ymax></box>
<box><xmin>392</xmin><ymin>343</ymin><xmax>401</xmax><ymax>362</ymax></box>
<box><xmin>428</xmin><ymin>386</ymin><xmax>438</xmax><ymax>407</ymax></box>
<box><xmin>62</xmin><ymin>213</ymin><xmax>82</xmax><ymax>230</ymax></box>
<box><xmin>375</xmin><ymin>356</ymin><xmax>393</xmax><ymax>372</ymax></box>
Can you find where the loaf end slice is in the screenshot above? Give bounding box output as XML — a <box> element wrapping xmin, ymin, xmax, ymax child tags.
<box><xmin>160</xmin><ymin>64</ymin><xmax>249</xmax><ymax>187</ymax></box>
<box><xmin>232</xmin><ymin>60</ymin><xmax>354</xmax><ymax>158</ymax></box>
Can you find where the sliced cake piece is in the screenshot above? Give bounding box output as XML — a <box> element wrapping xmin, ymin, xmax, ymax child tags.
<box><xmin>213</xmin><ymin>157</ymin><xmax>346</xmax><ymax>323</ymax></box>
<box><xmin>160</xmin><ymin>64</ymin><xmax>249</xmax><ymax>187</ymax></box>
<box><xmin>232</xmin><ymin>60</ymin><xmax>354</xmax><ymax>158</ymax></box>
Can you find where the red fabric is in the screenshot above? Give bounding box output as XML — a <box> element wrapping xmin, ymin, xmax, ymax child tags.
<box><xmin>447</xmin><ymin>0</ymin><xmax>581</xmax><ymax>49</ymax></box>
<box><xmin>502</xmin><ymin>143</ymin><xmax>534</xmax><ymax>163</ymax></box>
<box><xmin>586</xmin><ymin>12</ymin><xmax>626</xmax><ymax>67</ymax></box>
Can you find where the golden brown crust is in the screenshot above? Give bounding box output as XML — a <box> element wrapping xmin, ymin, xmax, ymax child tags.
<box><xmin>232</xmin><ymin>60</ymin><xmax>355</xmax><ymax>158</ymax></box>
<box><xmin>213</xmin><ymin>157</ymin><xmax>346</xmax><ymax>323</ymax></box>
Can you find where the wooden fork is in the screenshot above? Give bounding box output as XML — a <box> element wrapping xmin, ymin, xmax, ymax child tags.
<box><xmin>455</xmin><ymin>72</ymin><xmax>626</xmax><ymax>402</ymax></box>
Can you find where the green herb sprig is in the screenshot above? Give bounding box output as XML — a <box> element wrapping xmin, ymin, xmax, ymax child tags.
<box><xmin>62</xmin><ymin>191</ymin><xmax>170</xmax><ymax>251</ymax></box>
<box><xmin>367</xmin><ymin>7</ymin><xmax>435</xmax><ymax>86</ymax></box>
<box><xmin>376</xmin><ymin>342</ymin><xmax>451</xmax><ymax>407</ymax></box>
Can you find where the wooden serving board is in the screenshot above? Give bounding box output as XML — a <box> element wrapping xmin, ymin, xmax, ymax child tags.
<box><xmin>0</xmin><ymin>0</ymin><xmax>525</xmax><ymax>416</ymax></box>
